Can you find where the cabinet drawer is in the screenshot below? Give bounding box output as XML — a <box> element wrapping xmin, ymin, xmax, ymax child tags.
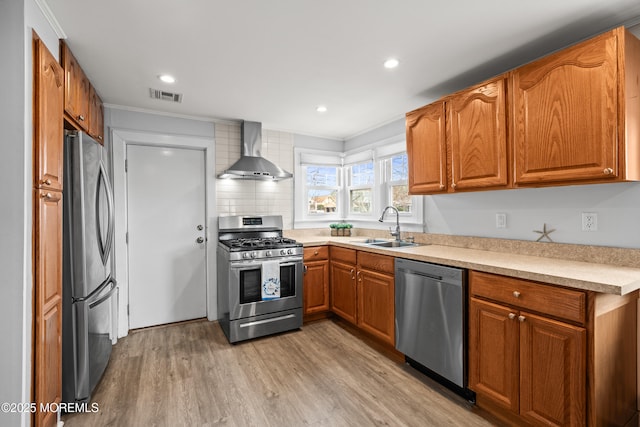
<box><xmin>357</xmin><ymin>251</ymin><xmax>394</xmax><ymax>275</ymax></box>
<box><xmin>304</xmin><ymin>246</ymin><xmax>328</xmax><ymax>261</ymax></box>
<box><xmin>330</xmin><ymin>246</ymin><xmax>356</xmax><ymax>264</ymax></box>
<box><xmin>470</xmin><ymin>271</ymin><xmax>586</xmax><ymax>325</ymax></box>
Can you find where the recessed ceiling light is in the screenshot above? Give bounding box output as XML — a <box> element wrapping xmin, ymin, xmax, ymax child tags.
<box><xmin>158</xmin><ymin>74</ymin><xmax>176</xmax><ymax>83</ymax></box>
<box><xmin>316</xmin><ymin>105</ymin><xmax>327</xmax><ymax>113</ymax></box>
<box><xmin>384</xmin><ymin>58</ymin><xmax>399</xmax><ymax>69</ymax></box>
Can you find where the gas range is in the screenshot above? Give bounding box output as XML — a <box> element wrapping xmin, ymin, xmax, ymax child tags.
<box><xmin>216</xmin><ymin>215</ymin><xmax>303</xmax><ymax>343</ymax></box>
<box><xmin>218</xmin><ymin>216</ymin><xmax>303</xmax><ymax>261</ymax></box>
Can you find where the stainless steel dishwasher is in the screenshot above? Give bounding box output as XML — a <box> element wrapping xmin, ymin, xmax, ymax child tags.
<box><xmin>395</xmin><ymin>258</ymin><xmax>472</xmax><ymax>399</ymax></box>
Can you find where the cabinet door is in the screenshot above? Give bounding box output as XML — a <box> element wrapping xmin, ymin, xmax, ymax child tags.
<box><xmin>34</xmin><ymin>38</ymin><xmax>64</xmax><ymax>191</ymax></box>
<box><xmin>406</xmin><ymin>102</ymin><xmax>447</xmax><ymax>194</ymax></box>
<box><xmin>62</xmin><ymin>42</ymin><xmax>90</xmax><ymax>130</ymax></box>
<box><xmin>330</xmin><ymin>261</ymin><xmax>357</xmax><ymax>324</ymax></box>
<box><xmin>34</xmin><ymin>189</ymin><xmax>63</xmax><ymax>427</ymax></box>
<box><xmin>468</xmin><ymin>298</ymin><xmax>519</xmax><ymax>413</ymax></box>
<box><xmin>357</xmin><ymin>268</ymin><xmax>394</xmax><ymax>345</ymax></box>
<box><xmin>519</xmin><ymin>312</ymin><xmax>586</xmax><ymax>427</ymax></box>
<box><xmin>513</xmin><ymin>30</ymin><xmax>618</xmax><ymax>185</ymax></box>
<box><xmin>89</xmin><ymin>86</ymin><xmax>104</xmax><ymax>144</ymax></box>
<box><xmin>448</xmin><ymin>76</ymin><xmax>508</xmax><ymax>190</ymax></box>
<box><xmin>304</xmin><ymin>260</ymin><xmax>329</xmax><ymax>314</ymax></box>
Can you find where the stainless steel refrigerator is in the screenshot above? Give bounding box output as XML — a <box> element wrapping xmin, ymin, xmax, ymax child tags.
<box><xmin>62</xmin><ymin>130</ymin><xmax>117</xmax><ymax>403</ymax></box>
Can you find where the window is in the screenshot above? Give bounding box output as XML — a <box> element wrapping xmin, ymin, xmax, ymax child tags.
<box><xmin>304</xmin><ymin>166</ymin><xmax>340</xmax><ymax>215</ymax></box>
<box><xmin>295</xmin><ymin>143</ymin><xmax>421</xmax><ymax>228</ymax></box>
<box><xmin>387</xmin><ymin>153</ymin><xmax>412</xmax><ymax>213</ymax></box>
<box><xmin>348</xmin><ymin>161</ymin><xmax>374</xmax><ymax>215</ymax></box>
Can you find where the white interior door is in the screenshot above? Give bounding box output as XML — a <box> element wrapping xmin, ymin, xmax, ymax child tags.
<box><xmin>126</xmin><ymin>144</ymin><xmax>207</xmax><ymax>329</ymax></box>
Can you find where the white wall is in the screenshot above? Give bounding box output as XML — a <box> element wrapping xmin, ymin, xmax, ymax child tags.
<box><xmin>425</xmin><ymin>182</ymin><xmax>640</xmax><ymax>248</ymax></box>
<box><xmin>216</xmin><ymin>123</ymin><xmax>295</xmax><ymax>228</ymax></box>
<box><xmin>0</xmin><ymin>3</ymin><xmax>28</xmax><ymax>426</ymax></box>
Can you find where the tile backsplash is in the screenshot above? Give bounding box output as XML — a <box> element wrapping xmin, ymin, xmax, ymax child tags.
<box><xmin>215</xmin><ymin>122</ymin><xmax>294</xmax><ymax>228</ymax></box>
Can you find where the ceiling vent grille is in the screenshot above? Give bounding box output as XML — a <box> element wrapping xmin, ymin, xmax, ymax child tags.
<box><xmin>149</xmin><ymin>88</ymin><xmax>183</xmax><ymax>103</ymax></box>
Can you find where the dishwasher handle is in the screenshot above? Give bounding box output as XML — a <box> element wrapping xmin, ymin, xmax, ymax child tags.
<box><xmin>398</xmin><ymin>268</ymin><xmax>443</xmax><ymax>282</ymax></box>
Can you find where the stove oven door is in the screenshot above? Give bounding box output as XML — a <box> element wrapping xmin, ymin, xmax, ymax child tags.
<box><xmin>229</xmin><ymin>257</ymin><xmax>303</xmax><ymax>321</ymax></box>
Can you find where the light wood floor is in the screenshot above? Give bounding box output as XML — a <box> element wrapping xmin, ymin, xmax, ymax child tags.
<box><xmin>63</xmin><ymin>319</ymin><xmax>497</xmax><ymax>426</ymax></box>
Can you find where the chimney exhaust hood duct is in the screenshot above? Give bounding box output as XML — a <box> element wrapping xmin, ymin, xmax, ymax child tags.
<box><xmin>217</xmin><ymin>121</ymin><xmax>293</xmax><ymax>181</ymax></box>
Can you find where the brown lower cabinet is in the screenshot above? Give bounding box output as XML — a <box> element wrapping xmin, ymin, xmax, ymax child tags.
<box><xmin>329</xmin><ymin>247</ymin><xmax>357</xmax><ymax>324</ymax></box>
<box><xmin>329</xmin><ymin>247</ymin><xmax>395</xmax><ymax>346</ymax></box>
<box><xmin>303</xmin><ymin>246</ymin><xmax>330</xmax><ymax>317</ymax></box>
<box><xmin>469</xmin><ymin>270</ymin><xmax>637</xmax><ymax>427</ymax></box>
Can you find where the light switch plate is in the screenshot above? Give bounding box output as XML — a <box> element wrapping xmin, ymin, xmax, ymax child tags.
<box><xmin>496</xmin><ymin>213</ymin><xmax>507</xmax><ymax>229</ymax></box>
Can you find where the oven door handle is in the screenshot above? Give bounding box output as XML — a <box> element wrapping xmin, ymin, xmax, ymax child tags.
<box><xmin>230</xmin><ymin>258</ymin><xmax>302</xmax><ymax>268</ymax></box>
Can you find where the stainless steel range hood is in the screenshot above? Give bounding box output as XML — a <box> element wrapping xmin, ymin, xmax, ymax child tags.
<box><xmin>218</xmin><ymin>121</ymin><xmax>293</xmax><ymax>180</ymax></box>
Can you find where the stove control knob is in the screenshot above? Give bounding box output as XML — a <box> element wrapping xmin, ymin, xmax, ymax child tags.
<box><xmin>266</xmin><ymin>250</ymin><xmax>272</xmax><ymax>257</ymax></box>
<box><xmin>251</xmin><ymin>251</ymin><xmax>257</xmax><ymax>258</ymax></box>
<box><xmin>280</xmin><ymin>249</ymin><xmax>287</xmax><ymax>256</ymax></box>
<box><xmin>242</xmin><ymin>252</ymin><xmax>250</xmax><ymax>259</ymax></box>
<box><xmin>287</xmin><ymin>249</ymin><xmax>293</xmax><ymax>255</ymax></box>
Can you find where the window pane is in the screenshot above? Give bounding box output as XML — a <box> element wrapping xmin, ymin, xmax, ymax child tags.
<box><xmin>351</xmin><ymin>162</ymin><xmax>374</xmax><ymax>186</ymax></box>
<box><xmin>391</xmin><ymin>154</ymin><xmax>408</xmax><ymax>181</ymax></box>
<box><xmin>350</xmin><ymin>189</ymin><xmax>372</xmax><ymax>213</ymax></box>
<box><xmin>306</xmin><ymin>166</ymin><xmax>337</xmax><ymax>186</ymax></box>
<box><xmin>392</xmin><ymin>185</ymin><xmax>412</xmax><ymax>212</ymax></box>
<box><xmin>307</xmin><ymin>189</ymin><xmax>337</xmax><ymax>214</ymax></box>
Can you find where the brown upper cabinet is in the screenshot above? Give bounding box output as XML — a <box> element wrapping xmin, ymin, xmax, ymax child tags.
<box><xmin>407</xmin><ymin>26</ymin><xmax>640</xmax><ymax>195</ymax></box>
<box><xmin>406</xmin><ymin>101</ymin><xmax>447</xmax><ymax>193</ymax></box>
<box><xmin>88</xmin><ymin>85</ymin><xmax>104</xmax><ymax>143</ymax></box>
<box><xmin>34</xmin><ymin>38</ymin><xmax>64</xmax><ymax>192</ymax></box>
<box><xmin>61</xmin><ymin>41</ymin><xmax>104</xmax><ymax>144</ymax></box>
<box><xmin>407</xmin><ymin>75</ymin><xmax>509</xmax><ymax>194</ymax></box>
<box><xmin>513</xmin><ymin>27</ymin><xmax>640</xmax><ymax>186</ymax></box>
<box><xmin>447</xmin><ymin>76</ymin><xmax>509</xmax><ymax>191</ymax></box>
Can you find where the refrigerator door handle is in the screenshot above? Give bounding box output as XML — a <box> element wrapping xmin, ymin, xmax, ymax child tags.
<box><xmin>89</xmin><ymin>279</ymin><xmax>117</xmax><ymax>309</ymax></box>
<box><xmin>75</xmin><ymin>274</ymin><xmax>115</xmax><ymax>303</ymax></box>
<box><xmin>96</xmin><ymin>161</ymin><xmax>115</xmax><ymax>266</ymax></box>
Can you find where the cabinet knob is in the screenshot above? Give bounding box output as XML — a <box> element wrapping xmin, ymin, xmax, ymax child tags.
<box><xmin>350</xmin><ymin>269</ymin><xmax>355</xmax><ymax>280</ymax></box>
<box><xmin>41</xmin><ymin>179</ymin><xmax>51</xmax><ymax>186</ymax></box>
<box><xmin>41</xmin><ymin>192</ymin><xmax>52</xmax><ymax>200</ymax></box>
<box><xmin>451</xmin><ymin>182</ymin><xmax>457</xmax><ymax>189</ymax></box>
<box><xmin>98</xmin><ymin>135</ymin><xmax>103</xmax><ymax>141</ymax></box>
<box><xmin>518</xmin><ymin>315</ymin><xmax>526</xmax><ymax>323</ymax></box>
<box><xmin>603</xmin><ymin>167</ymin><xmax>614</xmax><ymax>175</ymax></box>
<box><xmin>508</xmin><ymin>313</ymin><xmax>516</xmax><ymax>320</ymax></box>
<box><xmin>304</xmin><ymin>265</ymin><xmax>308</xmax><ymax>274</ymax></box>
<box><xmin>356</xmin><ymin>271</ymin><xmax>362</xmax><ymax>282</ymax></box>
<box><xmin>513</xmin><ymin>291</ymin><xmax>521</xmax><ymax>298</ymax></box>
<box><xmin>78</xmin><ymin>115</ymin><xmax>85</xmax><ymax>122</ymax></box>
<box><xmin>439</xmin><ymin>184</ymin><xmax>445</xmax><ymax>190</ymax></box>
<box><xmin>314</xmin><ymin>250</ymin><xmax>319</xmax><ymax>256</ymax></box>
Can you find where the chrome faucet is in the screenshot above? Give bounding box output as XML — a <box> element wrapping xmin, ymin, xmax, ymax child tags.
<box><xmin>379</xmin><ymin>206</ymin><xmax>401</xmax><ymax>241</ymax></box>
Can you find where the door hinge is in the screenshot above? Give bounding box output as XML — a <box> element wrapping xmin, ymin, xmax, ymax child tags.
<box><xmin>125</xmin><ymin>159</ymin><xmax>128</xmax><ymax>172</ymax></box>
<box><xmin>126</xmin><ymin>232</ymin><xmax>129</xmax><ymax>244</ymax></box>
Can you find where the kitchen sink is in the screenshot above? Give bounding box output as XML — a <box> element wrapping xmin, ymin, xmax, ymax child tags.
<box><xmin>355</xmin><ymin>238</ymin><xmax>389</xmax><ymax>244</ymax></box>
<box><xmin>354</xmin><ymin>239</ymin><xmax>419</xmax><ymax>248</ymax></box>
<box><xmin>370</xmin><ymin>241</ymin><xmax>418</xmax><ymax>248</ymax></box>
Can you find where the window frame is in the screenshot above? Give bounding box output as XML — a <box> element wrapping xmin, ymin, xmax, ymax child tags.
<box><xmin>294</xmin><ymin>142</ymin><xmax>422</xmax><ymax>229</ymax></box>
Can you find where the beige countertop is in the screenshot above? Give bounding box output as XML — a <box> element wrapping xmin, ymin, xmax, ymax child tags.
<box><xmin>291</xmin><ymin>235</ymin><xmax>640</xmax><ymax>296</ymax></box>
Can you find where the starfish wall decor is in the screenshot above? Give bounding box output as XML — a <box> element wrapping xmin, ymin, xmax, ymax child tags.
<box><xmin>534</xmin><ymin>223</ymin><xmax>556</xmax><ymax>242</ymax></box>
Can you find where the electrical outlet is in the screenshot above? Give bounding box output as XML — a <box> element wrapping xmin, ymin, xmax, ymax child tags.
<box><xmin>496</xmin><ymin>213</ymin><xmax>507</xmax><ymax>229</ymax></box>
<box><xmin>582</xmin><ymin>212</ymin><xmax>598</xmax><ymax>231</ymax></box>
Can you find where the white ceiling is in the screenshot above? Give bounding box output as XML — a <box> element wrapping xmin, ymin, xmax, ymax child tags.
<box><xmin>44</xmin><ymin>0</ymin><xmax>640</xmax><ymax>140</ymax></box>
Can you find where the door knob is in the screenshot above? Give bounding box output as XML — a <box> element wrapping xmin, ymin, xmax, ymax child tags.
<box><xmin>197</xmin><ymin>225</ymin><xmax>203</xmax><ymax>230</ymax></box>
<box><xmin>196</xmin><ymin>237</ymin><xmax>204</xmax><ymax>244</ymax></box>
